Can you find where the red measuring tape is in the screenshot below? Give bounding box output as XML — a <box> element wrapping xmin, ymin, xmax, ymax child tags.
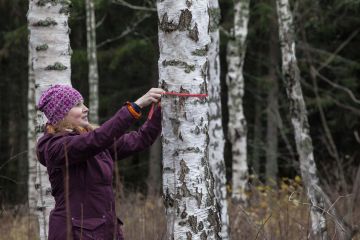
<box><xmin>148</xmin><ymin>91</ymin><xmax>208</xmax><ymax>120</ymax></box>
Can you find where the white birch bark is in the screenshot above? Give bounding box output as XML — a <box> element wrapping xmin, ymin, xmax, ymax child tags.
<box><xmin>157</xmin><ymin>0</ymin><xmax>221</xmax><ymax>239</ymax></box>
<box><xmin>28</xmin><ymin>0</ymin><xmax>72</xmax><ymax>238</ymax></box>
<box><xmin>28</xmin><ymin>43</ymin><xmax>37</xmax><ymax>213</ymax></box>
<box><xmin>276</xmin><ymin>0</ymin><xmax>328</xmax><ymax>238</ymax></box>
<box><xmin>208</xmin><ymin>0</ymin><xmax>230</xmax><ymax>238</ymax></box>
<box><xmin>226</xmin><ymin>0</ymin><xmax>250</xmax><ymax>203</ymax></box>
<box><xmin>86</xmin><ymin>0</ymin><xmax>99</xmax><ymax>124</ymax></box>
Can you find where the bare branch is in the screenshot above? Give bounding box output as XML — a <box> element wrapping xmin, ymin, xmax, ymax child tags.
<box><xmin>313</xmin><ymin>68</ymin><xmax>360</xmax><ymax>105</ymax></box>
<box><xmin>112</xmin><ymin>0</ymin><xmax>156</xmax><ymax>12</ymax></box>
<box><xmin>96</xmin><ymin>13</ymin><xmax>107</xmax><ymax>29</ymax></box>
<box><xmin>96</xmin><ymin>14</ymin><xmax>151</xmax><ymax>49</ymax></box>
<box><xmin>219</xmin><ymin>26</ymin><xmax>232</xmax><ymax>37</ymax></box>
<box><xmin>317</xmin><ymin>28</ymin><xmax>360</xmax><ymax>72</ymax></box>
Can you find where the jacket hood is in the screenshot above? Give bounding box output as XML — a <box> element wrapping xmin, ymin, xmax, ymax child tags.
<box><xmin>37</xmin><ymin>133</ymin><xmax>53</xmax><ymax>167</ymax></box>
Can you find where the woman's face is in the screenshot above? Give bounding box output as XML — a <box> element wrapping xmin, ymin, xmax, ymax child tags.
<box><xmin>64</xmin><ymin>101</ymin><xmax>89</xmax><ymax>127</ymax></box>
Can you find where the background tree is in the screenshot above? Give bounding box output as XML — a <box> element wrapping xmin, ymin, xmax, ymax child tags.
<box><xmin>85</xmin><ymin>0</ymin><xmax>99</xmax><ymax>124</ymax></box>
<box><xmin>226</xmin><ymin>0</ymin><xmax>251</xmax><ymax>203</ymax></box>
<box><xmin>276</xmin><ymin>0</ymin><xmax>352</xmax><ymax>238</ymax></box>
<box><xmin>208</xmin><ymin>0</ymin><xmax>230</xmax><ymax>238</ymax></box>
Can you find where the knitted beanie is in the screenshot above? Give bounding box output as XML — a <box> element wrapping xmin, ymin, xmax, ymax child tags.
<box><xmin>37</xmin><ymin>85</ymin><xmax>84</xmax><ymax>125</ymax></box>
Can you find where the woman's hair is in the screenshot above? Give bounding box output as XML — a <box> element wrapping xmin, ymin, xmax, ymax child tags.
<box><xmin>45</xmin><ymin>119</ymin><xmax>98</xmax><ymax>134</ymax></box>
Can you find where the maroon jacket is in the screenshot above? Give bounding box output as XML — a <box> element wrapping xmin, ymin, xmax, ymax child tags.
<box><xmin>37</xmin><ymin>106</ymin><xmax>161</xmax><ymax>240</ymax></box>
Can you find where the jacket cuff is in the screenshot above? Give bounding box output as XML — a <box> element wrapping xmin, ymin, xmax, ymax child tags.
<box><xmin>125</xmin><ymin>101</ymin><xmax>142</xmax><ymax>119</ymax></box>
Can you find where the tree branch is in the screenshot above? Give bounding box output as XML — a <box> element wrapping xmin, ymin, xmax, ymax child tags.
<box><xmin>112</xmin><ymin>0</ymin><xmax>156</xmax><ymax>12</ymax></box>
<box><xmin>96</xmin><ymin>14</ymin><xmax>151</xmax><ymax>49</ymax></box>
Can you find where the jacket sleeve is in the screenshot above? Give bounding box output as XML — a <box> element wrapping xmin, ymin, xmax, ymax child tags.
<box><xmin>47</xmin><ymin>106</ymin><xmax>137</xmax><ymax>167</ymax></box>
<box><xmin>109</xmin><ymin>106</ymin><xmax>162</xmax><ymax>160</ymax></box>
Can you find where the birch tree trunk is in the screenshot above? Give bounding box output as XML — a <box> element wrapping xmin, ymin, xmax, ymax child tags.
<box><xmin>226</xmin><ymin>0</ymin><xmax>250</xmax><ymax>203</ymax></box>
<box><xmin>276</xmin><ymin>0</ymin><xmax>329</xmax><ymax>238</ymax></box>
<box><xmin>208</xmin><ymin>0</ymin><xmax>230</xmax><ymax>238</ymax></box>
<box><xmin>157</xmin><ymin>0</ymin><xmax>221</xmax><ymax>239</ymax></box>
<box><xmin>28</xmin><ymin>43</ymin><xmax>37</xmax><ymax>214</ymax></box>
<box><xmin>28</xmin><ymin>1</ymin><xmax>72</xmax><ymax>238</ymax></box>
<box><xmin>86</xmin><ymin>0</ymin><xmax>99</xmax><ymax>124</ymax></box>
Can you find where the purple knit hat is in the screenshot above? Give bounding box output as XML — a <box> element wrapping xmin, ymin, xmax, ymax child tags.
<box><xmin>37</xmin><ymin>85</ymin><xmax>84</xmax><ymax>125</ymax></box>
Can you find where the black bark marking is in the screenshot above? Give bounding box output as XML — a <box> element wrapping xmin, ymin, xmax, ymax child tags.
<box><xmin>169</xmin><ymin>117</ymin><xmax>180</xmax><ymax>136</ymax></box>
<box><xmin>207</xmin><ymin>209</ymin><xmax>221</xmax><ymax>234</ymax></box>
<box><xmin>186</xmin><ymin>0</ymin><xmax>192</xmax><ymax>8</ymax></box>
<box><xmin>164</xmin><ymin>188</ymin><xmax>175</xmax><ymax>208</ymax></box>
<box><xmin>159</xmin><ymin>13</ymin><xmax>178</xmax><ymax>32</ymax></box>
<box><xmin>192</xmin><ymin>45</ymin><xmax>208</xmax><ymax>56</ymax></box>
<box><xmin>188</xmin><ymin>24</ymin><xmax>199</xmax><ymax>42</ymax></box>
<box><xmin>198</xmin><ymin>221</ymin><xmax>204</xmax><ymax>231</ymax></box>
<box><xmin>179</xmin><ymin>159</ymin><xmax>190</xmax><ymax>182</ymax></box>
<box><xmin>45</xmin><ymin>62</ymin><xmax>67</xmax><ymax>70</ymax></box>
<box><xmin>178</xmin><ymin>9</ymin><xmax>192</xmax><ymax>31</ymax></box>
<box><xmin>36</xmin><ymin>44</ymin><xmax>48</xmax><ymax>51</ymax></box>
<box><xmin>33</xmin><ymin>17</ymin><xmax>57</xmax><ymax>27</ymax></box>
<box><xmin>186</xmin><ymin>232</ymin><xmax>192</xmax><ymax>240</ymax></box>
<box><xmin>188</xmin><ymin>215</ymin><xmax>198</xmax><ymax>233</ymax></box>
<box><xmin>162</xmin><ymin>60</ymin><xmax>195</xmax><ymax>73</ymax></box>
<box><xmin>200</xmin><ymin>231</ymin><xmax>207</xmax><ymax>240</ymax></box>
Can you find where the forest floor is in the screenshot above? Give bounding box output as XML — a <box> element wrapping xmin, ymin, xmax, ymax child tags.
<box><xmin>0</xmin><ymin>178</ymin><xmax>359</xmax><ymax>240</ymax></box>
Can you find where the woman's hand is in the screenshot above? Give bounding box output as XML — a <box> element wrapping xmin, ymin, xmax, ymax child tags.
<box><xmin>135</xmin><ymin>88</ymin><xmax>165</xmax><ymax>108</ymax></box>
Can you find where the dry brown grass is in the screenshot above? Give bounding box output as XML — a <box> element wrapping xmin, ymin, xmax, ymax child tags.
<box><xmin>1</xmin><ymin>178</ymin><xmax>359</xmax><ymax>240</ymax></box>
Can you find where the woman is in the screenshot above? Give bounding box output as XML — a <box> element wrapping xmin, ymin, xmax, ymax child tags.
<box><xmin>36</xmin><ymin>84</ymin><xmax>164</xmax><ymax>240</ymax></box>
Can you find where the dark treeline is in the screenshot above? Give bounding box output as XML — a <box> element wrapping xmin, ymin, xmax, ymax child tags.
<box><xmin>0</xmin><ymin>0</ymin><xmax>359</xmax><ymax>205</ymax></box>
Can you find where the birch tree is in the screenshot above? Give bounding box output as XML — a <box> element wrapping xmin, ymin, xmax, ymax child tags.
<box><xmin>28</xmin><ymin>42</ymin><xmax>37</xmax><ymax>216</ymax></box>
<box><xmin>86</xmin><ymin>0</ymin><xmax>99</xmax><ymax>124</ymax></box>
<box><xmin>157</xmin><ymin>0</ymin><xmax>221</xmax><ymax>239</ymax></box>
<box><xmin>226</xmin><ymin>0</ymin><xmax>250</xmax><ymax>203</ymax></box>
<box><xmin>276</xmin><ymin>0</ymin><xmax>352</xmax><ymax>239</ymax></box>
<box><xmin>208</xmin><ymin>0</ymin><xmax>230</xmax><ymax>238</ymax></box>
<box><xmin>28</xmin><ymin>0</ymin><xmax>72</xmax><ymax>238</ymax></box>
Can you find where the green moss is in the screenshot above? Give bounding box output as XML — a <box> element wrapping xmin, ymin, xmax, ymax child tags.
<box><xmin>45</xmin><ymin>62</ymin><xmax>67</xmax><ymax>70</ymax></box>
<box><xmin>208</xmin><ymin>7</ymin><xmax>221</xmax><ymax>32</ymax></box>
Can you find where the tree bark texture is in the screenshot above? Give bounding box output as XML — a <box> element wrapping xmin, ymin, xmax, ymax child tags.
<box><xmin>276</xmin><ymin>0</ymin><xmax>329</xmax><ymax>238</ymax></box>
<box><xmin>28</xmin><ymin>0</ymin><xmax>72</xmax><ymax>238</ymax></box>
<box><xmin>157</xmin><ymin>0</ymin><xmax>221</xmax><ymax>239</ymax></box>
<box><xmin>28</xmin><ymin>43</ymin><xmax>37</xmax><ymax>213</ymax></box>
<box><xmin>208</xmin><ymin>0</ymin><xmax>230</xmax><ymax>238</ymax></box>
<box><xmin>226</xmin><ymin>0</ymin><xmax>250</xmax><ymax>203</ymax></box>
<box><xmin>85</xmin><ymin>0</ymin><xmax>99</xmax><ymax>124</ymax></box>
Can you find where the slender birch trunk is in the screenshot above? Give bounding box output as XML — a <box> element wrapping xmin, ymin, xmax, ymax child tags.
<box><xmin>157</xmin><ymin>0</ymin><xmax>221</xmax><ymax>239</ymax></box>
<box><xmin>276</xmin><ymin>0</ymin><xmax>329</xmax><ymax>238</ymax></box>
<box><xmin>86</xmin><ymin>0</ymin><xmax>99</xmax><ymax>124</ymax></box>
<box><xmin>28</xmin><ymin>1</ymin><xmax>72</xmax><ymax>238</ymax></box>
<box><xmin>226</xmin><ymin>0</ymin><xmax>250</xmax><ymax>203</ymax></box>
<box><xmin>28</xmin><ymin>42</ymin><xmax>37</xmax><ymax>213</ymax></box>
<box><xmin>208</xmin><ymin>0</ymin><xmax>230</xmax><ymax>238</ymax></box>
